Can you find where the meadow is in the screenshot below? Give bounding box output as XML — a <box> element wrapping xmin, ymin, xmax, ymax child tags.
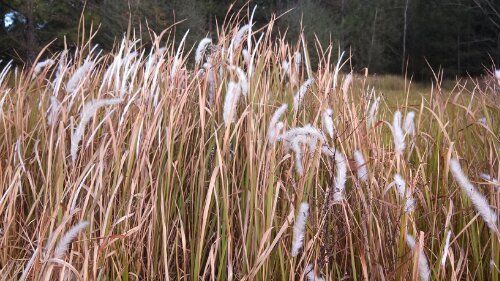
<box><xmin>0</xmin><ymin>10</ymin><xmax>499</xmax><ymax>281</ymax></box>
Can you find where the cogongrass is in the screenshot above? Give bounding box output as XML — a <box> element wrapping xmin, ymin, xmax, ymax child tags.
<box><xmin>0</xmin><ymin>7</ymin><xmax>498</xmax><ymax>281</ymax></box>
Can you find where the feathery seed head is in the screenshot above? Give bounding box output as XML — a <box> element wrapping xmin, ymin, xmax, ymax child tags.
<box><xmin>291</xmin><ymin>202</ymin><xmax>309</xmax><ymax>256</ymax></box>
<box><xmin>223</xmin><ymin>81</ymin><xmax>242</xmax><ymax>126</ymax></box>
<box><xmin>293</xmin><ymin>78</ymin><xmax>314</xmax><ymax>112</ymax></box>
<box><xmin>195</xmin><ymin>38</ymin><xmax>212</xmax><ymax>65</ymax></box>
<box><xmin>406</xmin><ymin>234</ymin><xmax>431</xmax><ymax>281</ymax></box>
<box><xmin>450</xmin><ymin>159</ymin><xmax>498</xmax><ymax>231</ymax></box>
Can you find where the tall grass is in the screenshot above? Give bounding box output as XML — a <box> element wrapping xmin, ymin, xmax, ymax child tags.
<box><xmin>0</xmin><ymin>8</ymin><xmax>499</xmax><ymax>280</ymax></box>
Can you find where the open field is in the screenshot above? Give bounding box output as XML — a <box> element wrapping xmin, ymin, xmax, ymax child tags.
<box><xmin>0</xmin><ymin>13</ymin><xmax>499</xmax><ymax>281</ymax></box>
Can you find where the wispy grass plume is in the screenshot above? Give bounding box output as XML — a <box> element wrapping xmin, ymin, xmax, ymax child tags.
<box><xmin>223</xmin><ymin>81</ymin><xmax>242</xmax><ymax>126</ymax></box>
<box><xmin>267</xmin><ymin>104</ymin><xmax>288</xmax><ymax>145</ymax></box>
<box><xmin>367</xmin><ymin>96</ymin><xmax>380</xmax><ymax>128</ymax></box>
<box><xmin>291</xmin><ymin>202</ymin><xmax>309</xmax><ymax>257</ymax></box>
<box><xmin>47</xmin><ymin>95</ymin><xmax>61</xmax><ymax>126</ymax></box>
<box><xmin>33</xmin><ymin>59</ymin><xmax>55</xmax><ymax>77</ymax></box>
<box><xmin>392</xmin><ymin>110</ymin><xmax>406</xmax><ymax>155</ymax></box>
<box><xmin>195</xmin><ymin>38</ymin><xmax>212</xmax><ymax>65</ymax></box>
<box><xmin>293</xmin><ymin>78</ymin><xmax>314</xmax><ymax>112</ymax></box>
<box><xmin>322</xmin><ymin>146</ymin><xmax>348</xmax><ymax>202</ymax></box>
<box><xmin>406</xmin><ymin>234</ymin><xmax>431</xmax><ymax>281</ymax></box>
<box><xmin>53</xmin><ymin>221</ymin><xmax>89</xmax><ymax>260</ymax></box>
<box><xmin>341</xmin><ymin>73</ymin><xmax>353</xmax><ymax>98</ymax></box>
<box><xmin>441</xmin><ymin>230</ymin><xmax>452</xmax><ymax>266</ymax></box>
<box><xmin>70</xmin><ymin>98</ymin><xmax>123</xmax><ymax>162</ymax></box>
<box><xmin>353</xmin><ymin>150</ymin><xmax>368</xmax><ymax>183</ymax></box>
<box><xmin>305</xmin><ymin>264</ymin><xmax>325</xmax><ymax>281</ymax></box>
<box><xmin>322</xmin><ymin>108</ymin><xmax>335</xmax><ymax>139</ymax></box>
<box><xmin>450</xmin><ymin>159</ymin><xmax>498</xmax><ymax>231</ymax></box>
<box><xmin>66</xmin><ymin>61</ymin><xmax>94</xmax><ymax>94</ymax></box>
<box><xmin>403</xmin><ymin>111</ymin><xmax>416</xmax><ymax>137</ymax></box>
<box><xmin>393</xmin><ymin>173</ymin><xmax>415</xmax><ymax>213</ymax></box>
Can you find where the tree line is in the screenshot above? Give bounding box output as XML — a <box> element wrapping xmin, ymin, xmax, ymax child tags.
<box><xmin>1</xmin><ymin>0</ymin><xmax>499</xmax><ymax>79</ymax></box>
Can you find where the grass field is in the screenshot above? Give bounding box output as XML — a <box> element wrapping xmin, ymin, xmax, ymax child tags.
<box><xmin>0</xmin><ymin>11</ymin><xmax>499</xmax><ymax>281</ymax></box>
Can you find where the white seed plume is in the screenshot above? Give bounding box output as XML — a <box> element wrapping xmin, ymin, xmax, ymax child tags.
<box><xmin>195</xmin><ymin>38</ymin><xmax>212</xmax><ymax>65</ymax></box>
<box><xmin>353</xmin><ymin>150</ymin><xmax>368</xmax><ymax>183</ymax></box>
<box><xmin>278</xmin><ymin>124</ymin><xmax>325</xmax><ymax>145</ymax></box>
<box><xmin>203</xmin><ymin>63</ymin><xmax>215</xmax><ymax>105</ymax></box>
<box><xmin>267</xmin><ymin>104</ymin><xmax>288</xmax><ymax>144</ymax></box>
<box><xmin>47</xmin><ymin>95</ymin><xmax>61</xmax><ymax>126</ymax></box>
<box><xmin>341</xmin><ymin>73</ymin><xmax>353</xmax><ymax>97</ymax></box>
<box><xmin>171</xmin><ymin>30</ymin><xmax>189</xmax><ymax>78</ymax></box>
<box><xmin>450</xmin><ymin>159</ymin><xmax>498</xmax><ymax>231</ymax></box>
<box><xmin>495</xmin><ymin>69</ymin><xmax>500</xmax><ymax>80</ymax></box>
<box><xmin>291</xmin><ymin>202</ymin><xmax>309</xmax><ymax>257</ymax></box>
<box><xmin>441</xmin><ymin>230</ymin><xmax>452</xmax><ymax>266</ymax></box>
<box><xmin>480</xmin><ymin>173</ymin><xmax>499</xmax><ymax>188</ymax></box>
<box><xmin>54</xmin><ymin>49</ymin><xmax>67</xmax><ymax>83</ymax></box>
<box><xmin>333</xmin><ymin>151</ymin><xmax>347</xmax><ymax>202</ymax></box>
<box><xmin>242</xmin><ymin>48</ymin><xmax>250</xmax><ymax>66</ymax></box>
<box><xmin>367</xmin><ymin>96</ymin><xmax>380</xmax><ymax>128</ymax></box>
<box><xmin>305</xmin><ymin>264</ymin><xmax>325</xmax><ymax>281</ymax></box>
<box><xmin>393</xmin><ymin>174</ymin><xmax>415</xmax><ymax>213</ymax></box>
<box><xmin>234</xmin><ymin>67</ymin><xmax>248</xmax><ymax>97</ymax></box>
<box><xmin>321</xmin><ymin>146</ymin><xmax>347</xmax><ymax>201</ymax></box>
<box><xmin>33</xmin><ymin>59</ymin><xmax>55</xmax><ymax>76</ymax></box>
<box><xmin>293</xmin><ymin>78</ymin><xmax>314</xmax><ymax>112</ymax></box>
<box><xmin>53</xmin><ymin>221</ymin><xmax>89</xmax><ymax>259</ymax></box>
<box><xmin>70</xmin><ymin>98</ymin><xmax>123</xmax><ymax>162</ymax></box>
<box><xmin>66</xmin><ymin>61</ymin><xmax>94</xmax><ymax>94</ymax></box>
<box><xmin>223</xmin><ymin>81</ymin><xmax>242</xmax><ymax>126</ymax></box>
<box><xmin>282</xmin><ymin>60</ymin><xmax>289</xmax><ymax>75</ymax></box>
<box><xmin>404</xmin><ymin>111</ymin><xmax>416</xmax><ymax>137</ymax></box>
<box><xmin>322</xmin><ymin>108</ymin><xmax>335</xmax><ymax>139</ymax></box>
<box><xmin>392</xmin><ymin>110</ymin><xmax>406</xmax><ymax>155</ymax></box>
<box><xmin>294</xmin><ymin>52</ymin><xmax>302</xmax><ymax>66</ymax></box>
<box><xmin>233</xmin><ymin>24</ymin><xmax>250</xmax><ymax>49</ymax></box>
<box><xmin>291</xmin><ymin>137</ymin><xmax>305</xmax><ymax>176</ymax></box>
<box><xmin>406</xmin><ymin>234</ymin><xmax>431</xmax><ymax>281</ymax></box>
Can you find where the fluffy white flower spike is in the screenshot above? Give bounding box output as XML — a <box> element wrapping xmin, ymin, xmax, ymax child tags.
<box><xmin>321</xmin><ymin>146</ymin><xmax>347</xmax><ymax>202</ymax></box>
<box><xmin>294</xmin><ymin>52</ymin><xmax>302</xmax><ymax>66</ymax></box>
<box><xmin>53</xmin><ymin>221</ymin><xmax>89</xmax><ymax>259</ymax></box>
<box><xmin>233</xmin><ymin>24</ymin><xmax>250</xmax><ymax>49</ymax></box>
<box><xmin>195</xmin><ymin>38</ymin><xmax>212</xmax><ymax>65</ymax></box>
<box><xmin>367</xmin><ymin>96</ymin><xmax>380</xmax><ymax>128</ymax></box>
<box><xmin>323</xmin><ymin>108</ymin><xmax>335</xmax><ymax>139</ymax></box>
<box><xmin>393</xmin><ymin>174</ymin><xmax>415</xmax><ymax>213</ymax></box>
<box><xmin>47</xmin><ymin>95</ymin><xmax>61</xmax><ymax>126</ymax></box>
<box><xmin>293</xmin><ymin>79</ymin><xmax>314</xmax><ymax>112</ymax></box>
<box><xmin>291</xmin><ymin>202</ymin><xmax>309</xmax><ymax>257</ymax></box>
<box><xmin>404</xmin><ymin>111</ymin><xmax>416</xmax><ymax>137</ymax></box>
<box><xmin>33</xmin><ymin>59</ymin><xmax>55</xmax><ymax>77</ymax></box>
<box><xmin>234</xmin><ymin>67</ymin><xmax>248</xmax><ymax>97</ymax></box>
<box><xmin>70</xmin><ymin>98</ymin><xmax>123</xmax><ymax>162</ymax></box>
<box><xmin>406</xmin><ymin>234</ymin><xmax>431</xmax><ymax>281</ymax></box>
<box><xmin>441</xmin><ymin>230</ymin><xmax>452</xmax><ymax>266</ymax></box>
<box><xmin>66</xmin><ymin>61</ymin><xmax>94</xmax><ymax>94</ymax></box>
<box><xmin>223</xmin><ymin>81</ymin><xmax>242</xmax><ymax>126</ymax></box>
<box><xmin>342</xmin><ymin>73</ymin><xmax>353</xmax><ymax>97</ymax></box>
<box><xmin>267</xmin><ymin>104</ymin><xmax>288</xmax><ymax>145</ymax></box>
<box><xmin>450</xmin><ymin>159</ymin><xmax>498</xmax><ymax>231</ymax></box>
<box><xmin>353</xmin><ymin>150</ymin><xmax>368</xmax><ymax>183</ymax></box>
<box><xmin>392</xmin><ymin>110</ymin><xmax>406</xmax><ymax>155</ymax></box>
<box><xmin>305</xmin><ymin>264</ymin><xmax>325</xmax><ymax>281</ymax></box>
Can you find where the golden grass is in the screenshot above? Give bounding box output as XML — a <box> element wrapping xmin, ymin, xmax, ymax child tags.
<box><xmin>0</xmin><ymin>9</ymin><xmax>499</xmax><ymax>281</ymax></box>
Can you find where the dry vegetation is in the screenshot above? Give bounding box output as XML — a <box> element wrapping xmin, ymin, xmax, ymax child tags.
<box><xmin>0</xmin><ymin>8</ymin><xmax>499</xmax><ymax>281</ymax></box>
